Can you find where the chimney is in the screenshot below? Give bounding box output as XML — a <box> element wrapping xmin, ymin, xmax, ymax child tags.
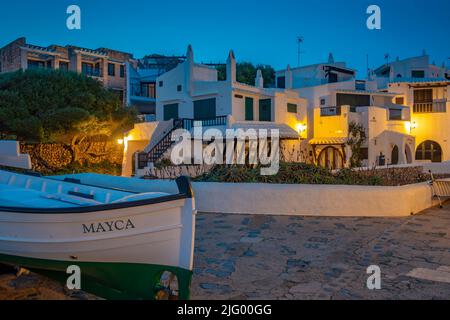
<box><xmin>286</xmin><ymin>64</ymin><xmax>293</xmax><ymax>89</ymax></box>
<box><xmin>255</xmin><ymin>69</ymin><xmax>264</xmax><ymax>88</ymax></box>
<box><xmin>226</xmin><ymin>50</ymin><xmax>236</xmax><ymax>83</ymax></box>
<box><xmin>185</xmin><ymin>44</ymin><xmax>194</xmax><ymax>94</ymax></box>
<box><xmin>328</xmin><ymin>53</ymin><xmax>335</xmax><ymax>64</ymax></box>
<box><xmin>186</xmin><ymin>44</ymin><xmax>194</xmax><ymax>62</ymax></box>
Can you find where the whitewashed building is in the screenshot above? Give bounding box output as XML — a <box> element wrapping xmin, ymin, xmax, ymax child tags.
<box><xmin>153</xmin><ymin>46</ymin><xmax>308</xmax><ymax>158</ymax></box>
<box><xmin>276</xmin><ymin>54</ymin><xmax>415</xmax><ymax>168</ymax></box>
<box><xmin>371</xmin><ymin>54</ymin><xmax>450</xmax><ymax>162</ymax></box>
<box><xmin>122</xmin><ymin>46</ymin><xmax>309</xmax><ymax>176</ymax></box>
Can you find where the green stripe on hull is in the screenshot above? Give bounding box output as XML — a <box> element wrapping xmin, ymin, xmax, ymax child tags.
<box><xmin>0</xmin><ymin>253</ymin><xmax>192</xmax><ymax>300</ymax></box>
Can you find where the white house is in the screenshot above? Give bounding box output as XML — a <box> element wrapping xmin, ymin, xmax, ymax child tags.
<box><xmin>122</xmin><ymin>46</ymin><xmax>309</xmax><ymax>176</ymax></box>
<box><xmin>370</xmin><ymin>53</ymin><xmax>448</xmax><ymax>89</ymax></box>
<box><xmin>153</xmin><ymin>46</ymin><xmax>309</xmax><ymax>159</ymax></box>
<box><xmin>372</xmin><ymin>54</ymin><xmax>450</xmax><ymax>162</ymax></box>
<box><xmin>276</xmin><ymin>54</ymin><xmax>415</xmax><ymax>168</ymax></box>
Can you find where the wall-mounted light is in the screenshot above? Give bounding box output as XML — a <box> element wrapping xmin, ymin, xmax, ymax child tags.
<box><xmin>405</xmin><ymin>121</ymin><xmax>417</xmax><ymax>134</ymax></box>
<box><xmin>117</xmin><ymin>139</ymin><xmax>124</xmax><ymax>145</ymax></box>
<box><xmin>296</xmin><ymin>123</ymin><xmax>307</xmax><ymax>138</ymax></box>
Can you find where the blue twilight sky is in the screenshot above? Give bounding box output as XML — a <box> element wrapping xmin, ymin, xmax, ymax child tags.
<box><xmin>0</xmin><ymin>0</ymin><xmax>449</xmax><ymax>77</ymax></box>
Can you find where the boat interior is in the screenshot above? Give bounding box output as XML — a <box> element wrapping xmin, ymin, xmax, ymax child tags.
<box><xmin>0</xmin><ymin>170</ymin><xmax>170</xmax><ymax>208</ymax></box>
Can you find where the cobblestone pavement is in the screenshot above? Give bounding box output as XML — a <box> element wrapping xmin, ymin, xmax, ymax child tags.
<box><xmin>0</xmin><ymin>205</ymin><xmax>449</xmax><ymax>300</ymax></box>
<box><xmin>191</xmin><ymin>206</ymin><xmax>450</xmax><ymax>300</ymax></box>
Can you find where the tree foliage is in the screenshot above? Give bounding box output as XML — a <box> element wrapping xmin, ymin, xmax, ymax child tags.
<box><xmin>347</xmin><ymin>121</ymin><xmax>367</xmax><ymax>168</ymax></box>
<box><xmin>0</xmin><ymin>69</ymin><xmax>137</xmax><ymax>162</ymax></box>
<box><xmin>216</xmin><ymin>62</ymin><xmax>275</xmax><ymax>87</ymax></box>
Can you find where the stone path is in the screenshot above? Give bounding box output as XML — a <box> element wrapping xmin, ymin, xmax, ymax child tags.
<box><xmin>0</xmin><ymin>205</ymin><xmax>449</xmax><ymax>300</ymax></box>
<box><xmin>190</xmin><ymin>207</ymin><xmax>450</xmax><ymax>300</ymax></box>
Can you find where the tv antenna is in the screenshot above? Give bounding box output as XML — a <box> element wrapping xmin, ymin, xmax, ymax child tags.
<box><xmin>297</xmin><ymin>36</ymin><xmax>304</xmax><ymax>67</ymax></box>
<box><xmin>384</xmin><ymin>53</ymin><xmax>390</xmax><ymax>65</ymax></box>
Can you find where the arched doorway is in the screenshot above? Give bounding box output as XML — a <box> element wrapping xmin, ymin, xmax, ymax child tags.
<box><xmin>317</xmin><ymin>146</ymin><xmax>344</xmax><ymax>170</ymax></box>
<box><xmin>415</xmin><ymin>140</ymin><xmax>442</xmax><ymax>162</ymax></box>
<box><xmin>391</xmin><ymin>145</ymin><xmax>399</xmax><ymax>165</ymax></box>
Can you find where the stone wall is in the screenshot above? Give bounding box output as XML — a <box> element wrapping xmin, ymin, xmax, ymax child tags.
<box><xmin>20</xmin><ymin>141</ymin><xmax>123</xmax><ymax>174</ymax></box>
<box><xmin>0</xmin><ymin>37</ymin><xmax>24</xmax><ymax>73</ymax></box>
<box><xmin>146</xmin><ymin>164</ymin><xmax>213</xmax><ymax>180</ymax></box>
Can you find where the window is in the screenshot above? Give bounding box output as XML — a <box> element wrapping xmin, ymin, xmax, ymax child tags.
<box><xmin>120</xmin><ymin>65</ymin><xmax>125</xmax><ymax>78</ymax></box>
<box><xmin>259</xmin><ymin>99</ymin><xmax>272</xmax><ymax>121</ymax></box>
<box><xmin>277</xmin><ymin>76</ymin><xmax>286</xmax><ymax>89</ymax></box>
<box><xmin>317</xmin><ymin>147</ymin><xmax>344</xmax><ymax>170</ymax></box>
<box><xmin>147</xmin><ymin>82</ymin><xmax>156</xmax><ymax>98</ymax></box>
<box><xmin>82</xmin><ymin>62</ymin><xmax>100</xmax><ymax>77</ymax></box>
<box><xmin>389</xmin><ymin>109</ymin><xmax>402</xmax><ymax>120</ymax></box>
<box><xmin>287</xmin><ymin>103</ymin><xmax>297</xmax><ymax>113</ymax></box>
<box><xmin>177</xmin><ymin>85</ymin><xmax>182</xmax><ymax>92</ymax></box>
<box><xmin>416</xmin><ymin>140</ymin><xmax>442</xmax><ymax>163</ymax></box>
<box><xmin>245</xmin><ymin>97</ymin><xmax>254</xmax><ymax>121</ymax></box>
<box><xmin>320</xmin><ymin>107</ymin><xmax>341</xmax><ymax>116</ymax></box>
<box><xmin>136</xmin><ymin>82</ymin><xmax>156</xmax><ymax>98</ymax></box>
<box><xmin>108</xmin><ymin>63</ymin><xmax>115</xmax><ymax>76</ymax></box>
<box><xmin>413</xmin><ymin>89</ymin><xmax>434</xmax><ymax>113</ymax></box>
<box><xmin>411</xmin><ymin>70</ymin><xmax>425</xmax><ymax>78</ymax></box>
<box><xmin>234</xmin><ymin>94</ymin><xmax>243</xmax><ymax>99</ymax></box>
<box><xmin>194</xmin><ymin>98</ymin><xmax>216</xmax><ymax>120</ymax></box>
<box><xmin>336</xmin><ymin>93</ymin><xmax>370</xmax><ymax>107</ymax></box>
<box><xmin>355</xmin><ymin>80</ymin><xmax>366</xmax><ymax>91</ymax></box>
<box><xmin>395</xmin><ymin>97</ymin><xmax>404</xmax><ymax>105</ymax></box>
<box><xmin>159</xmin><ymin>81</ymin><xmax>163</xmax><ymax>87</ymax></box>
<box><xmin>328</xmin><ymin>73</ymin><xmax>338</xmax><ymax>83</ymax></box>
<box><xmin>28</xmin><ymin>60</ymin><xmax>46</xmax><ymax>69</ymax></box>
<box><xmin>414</xmin><ymin>89</ymin><xmax>432</xmax><ymax>103</ymax></box>
<box><xmin>164</xmin><ymin>103</ymin><xmax>179</xmax><ymax>121</ymax></box>
<box><xmin>59</xmin><ymin>61</ymin><xmax>69</xmax><ymax>71</ymax></box>
<box><xmin>320</xmin><ymin>98</ymin><xmax>326</xmax><ymax>106</ymax></box>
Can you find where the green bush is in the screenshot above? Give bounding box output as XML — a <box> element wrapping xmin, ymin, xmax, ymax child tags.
<box><xmin>194</xmin><ymin>163</ymin><xmax>429</xmax><ymax>186</ymax></box>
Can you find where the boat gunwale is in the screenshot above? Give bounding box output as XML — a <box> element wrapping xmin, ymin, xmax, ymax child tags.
<box><xmin>0</xmin><ymin>193</ymin><xmax>189</xmax><ymax>214</ymax></box>
<box><xmin>0</xmin><ymin>170</ymin><xmax>194</xmax><ymax>214</ymax></box>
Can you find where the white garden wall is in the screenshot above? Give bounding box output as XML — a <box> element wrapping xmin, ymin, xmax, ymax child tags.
<box><xmin>192</xmin><ymin>182</ymin><xmax>436</xmax><ymax>217</ymax></box>
<box><xmin>53</xmin><ymin>173</ymin><xmax>437</xmax><ymax>217</ymax></box>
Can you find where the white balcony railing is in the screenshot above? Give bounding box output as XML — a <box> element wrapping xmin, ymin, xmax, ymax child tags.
<box><xmin>413</xmin><ymin>100</ymin><xmax>446</xmax><ymax>113</ymax></box>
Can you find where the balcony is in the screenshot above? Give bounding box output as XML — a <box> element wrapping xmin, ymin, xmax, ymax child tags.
<box><xmin>413</xmin><ymin>100</ymin><xmax>446</xmax><ymax>113</ymax></box>
<box><xmin>130</xmin><ymin>83</ymin><xmax>156</xmax><ymax>99</ymax></box>
<box><xmin>320</xmin><ymin>106</ymin><xmax>341</xmax><ymax>117</ymax></box>
<box><xmin>83</xmin><ymin>69</ymin><xmax>102</xmax><ymax>78</ymax></box>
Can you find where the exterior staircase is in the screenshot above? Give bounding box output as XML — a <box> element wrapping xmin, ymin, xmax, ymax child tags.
<box><xmin>136</xmin><ymin>116</ymin><xmax>227</xmax><ymax>176</ymax></box>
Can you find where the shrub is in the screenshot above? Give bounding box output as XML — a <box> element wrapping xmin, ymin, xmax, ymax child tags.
<box><xmin>194</xmin><ymin>163</ymin><xmax>430</xmax><ymax>186</ymax></box>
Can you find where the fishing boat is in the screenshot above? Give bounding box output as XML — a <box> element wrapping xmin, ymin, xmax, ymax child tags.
<box><xmin>0</xmin><ymin>169</ymin><xmax>196</xmax><ymax>300</ymax></box>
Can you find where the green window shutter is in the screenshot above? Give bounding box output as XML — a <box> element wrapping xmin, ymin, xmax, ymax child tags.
<box><xmin>194</xmin><ymin>98</ymin><xmax>216</xmax><ymax>120</ymax></box>
<box><xmin>245</xmin><ymin>97</ymin><xmax>254</xmax><ymax>121</ymax></box>
<box><xmin>259</xmin><ymin>99</ymin><xmax>272</xmax><ymax>121</ymax></box>
<box><xmin>164</xmin><ymin>103</ymin><xmax>179</xmax><ymax>121</ymax></box>
<box><xmin>411</xmin><ymin>70</ymin><xmax>425</xmax><ymax>78</ymax></box>
<box><xmin>287</xmin><ymin>103</ymin><xmax>297</xmax><ymax>113</ymax></box>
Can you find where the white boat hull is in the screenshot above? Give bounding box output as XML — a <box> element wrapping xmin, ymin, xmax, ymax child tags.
<box><xmin>0</xmin><ymin>171</ymin><xmax>197</xmax><ymax>299</ymax></box>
